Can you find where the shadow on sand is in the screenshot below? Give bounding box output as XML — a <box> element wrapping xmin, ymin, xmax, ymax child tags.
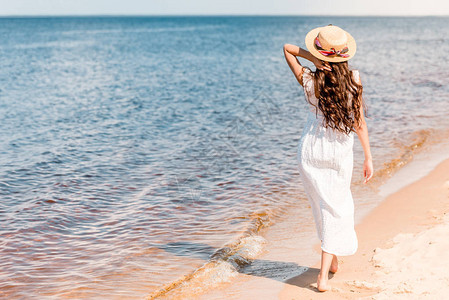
<box><xmin>154</xmin><ymin>241</ymin><xmax>332</xmax><ymax>293</ymax></box>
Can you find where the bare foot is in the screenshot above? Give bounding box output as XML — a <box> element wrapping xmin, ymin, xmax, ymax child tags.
<box><xmin>329</xmin><ymin>255</ymin><xmax>338</xmax><ymax>273</ymax></box>
<box><xmin>317</xmin><ymin>273</ymin><xmax>330</xmax><ymax>292</ymax></box>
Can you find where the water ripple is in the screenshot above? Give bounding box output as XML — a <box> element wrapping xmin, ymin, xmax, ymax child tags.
<box><xmin>0</xmin><ymin>16</ymin><xmax>448</xmax><ymax>299</ymax></box>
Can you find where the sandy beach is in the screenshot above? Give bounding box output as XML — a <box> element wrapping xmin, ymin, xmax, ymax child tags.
<box><xmin>197</xmin><ymin>146</ymin><xmax>449</xmax><ymax>300</ymax></box>
<box><xmin>278</xmin><ymin>157</ymin><xmax>449</xmax><ymax>299</ymax></box>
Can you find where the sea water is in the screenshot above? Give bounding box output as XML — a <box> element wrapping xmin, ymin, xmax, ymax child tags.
<box><xmin>1</xmin><ymin>16</ymin><xmax>448</xmax><ymax>298</ymax></box>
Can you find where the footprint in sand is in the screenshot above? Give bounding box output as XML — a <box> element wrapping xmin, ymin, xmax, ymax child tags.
<box><xmin>345</xmin><ymin>280</ymin><xmax>381</xmax><ymax>290</ymax></box>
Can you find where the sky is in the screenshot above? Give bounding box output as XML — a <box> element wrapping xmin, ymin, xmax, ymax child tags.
<box><xmin>0</xmin><ymin>0</ymin><xmax>448</xmax><ymax>16</ymax></box>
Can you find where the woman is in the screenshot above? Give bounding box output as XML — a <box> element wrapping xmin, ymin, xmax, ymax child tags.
<box><xmin>283</xmin><ymin>25</ymin><xmax>373</xmax><ymax>292</ymax></box>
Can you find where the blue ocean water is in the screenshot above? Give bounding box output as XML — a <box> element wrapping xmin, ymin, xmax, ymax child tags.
<box><xmin>1</xmin><ymin>16</ymin><xmax>448</xmax><ymax>298</ymax></box>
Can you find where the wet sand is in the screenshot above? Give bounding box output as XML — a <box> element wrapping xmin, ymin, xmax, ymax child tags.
<box><xmin>197</xmin><ymin>145</ymin><xmax>449</xmax><ymax>300</ymax></box>
<box><xmin>279</xmin><ymin>157</ymin><xmax>449</xmax><ymax>299</ymax></box>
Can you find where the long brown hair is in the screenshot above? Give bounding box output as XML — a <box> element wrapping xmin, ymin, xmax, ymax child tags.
<box><xmin>305</xmin><ymin>61</ymin><xmax>366</xmax><ymax>134</ymax></box>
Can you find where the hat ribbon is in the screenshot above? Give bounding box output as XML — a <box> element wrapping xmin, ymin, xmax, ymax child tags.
<box><xmin>314</xmin><ymin>36</ymin><xmax>349</xmax><ymax>58</ymax></box>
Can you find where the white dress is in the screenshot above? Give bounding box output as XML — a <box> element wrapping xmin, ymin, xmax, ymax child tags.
<box><xmin>297</xmin><ymin>68</ymin><xmax>360</xmax><ymax>256</ymax></box>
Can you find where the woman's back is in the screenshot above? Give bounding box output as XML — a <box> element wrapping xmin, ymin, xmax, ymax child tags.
<box><xmin>302</xmin><ymin>68</ymin><xmax>361</xmax><ymax>116</ymax></box>
<box><xmin>302</xmin><ymin>66</ymin><xmax>363</xmax><ymax>134</ymax></box>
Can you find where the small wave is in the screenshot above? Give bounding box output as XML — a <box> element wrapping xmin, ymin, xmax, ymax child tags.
<box><xmin>376</xmin><ymin>129</ymin><xmax>429</xmax><ymax>177</ymax></box>
<box><xmin>368</xmin><ymin>128</ymin><xmax>449</xmax><ymax>187</ymax></box>
<box><xmin>147</xmin><ymin>210</ymin><xmax>273</xmax><ymax>299</ymax></box>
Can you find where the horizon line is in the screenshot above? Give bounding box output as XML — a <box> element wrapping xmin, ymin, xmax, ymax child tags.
<box><xmin>0</xmin><ymin>14</ymin><xmax>448</xmax><ymax>18</ymax></box>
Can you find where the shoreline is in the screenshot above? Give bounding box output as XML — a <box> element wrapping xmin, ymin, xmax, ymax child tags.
<box><xmin>279</xmin><ymin>158</ymin><xmax>449</xmax><ymax>298</ymax></box>
<box><xmin>198</xmin><ymin>140</ymin><xmax>449</xmax><ymax>299</ymax></box>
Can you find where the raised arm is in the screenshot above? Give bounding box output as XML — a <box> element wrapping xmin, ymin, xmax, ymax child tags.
<box><xmin>354</xmin><ymin>79</ymin><xmax>373</xmax><ymax>183</ymax></box>
<box><xmin>283</xmin><ymin>44</ymin><xmax>332</xmax><ymax>86</ymax></box>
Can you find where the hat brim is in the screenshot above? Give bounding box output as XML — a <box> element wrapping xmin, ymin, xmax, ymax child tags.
<box><xmin>305</xmin><ymin>26</ymin><xmax>356</xmax><ymax>63</ymax></box>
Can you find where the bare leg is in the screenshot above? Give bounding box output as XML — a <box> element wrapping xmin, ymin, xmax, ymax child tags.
<box><xmin>317</xmin><ymin>249</ymin><xmax>333</xmax><ymax>292</ymax></box>
<box><xmin>330</xmin><ymin>254</ymin><xmax>338</xmax><ymax>273</ymax></box>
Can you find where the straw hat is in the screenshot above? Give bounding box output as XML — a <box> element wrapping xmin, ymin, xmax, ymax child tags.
<box><xmin>305</xmin><ymin>24</ymin><xmax>356</xmax><ymax>62</ymax></box>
